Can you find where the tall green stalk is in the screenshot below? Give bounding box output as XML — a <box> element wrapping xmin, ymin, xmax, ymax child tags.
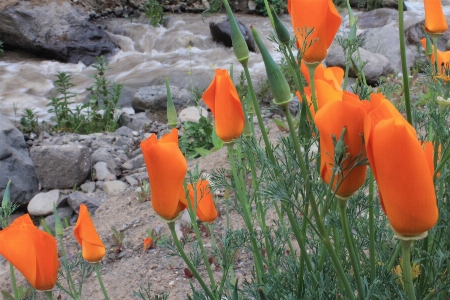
<box><xmin>93</xmin><ymin>263</ymin><xmax>109</xmax><ymax>300</ymax></box>
<box><xmin>398</xmin><ymin>0</ymin><xmax>413</xmax><ymax>125</ymax></box>
<box><xmin>9</xmin><ymin>263</ymin><xmax>18</xmax><ymax>300</ymax></box>
<box><xmin>368</xmin><ymin>171</ymin><xmax>376</xmax><ymax>281</ymax></box>
<box><xmin>401</xmin><ymin>240</ymin><xmax>416</xmax><ymax>300</ymax></box>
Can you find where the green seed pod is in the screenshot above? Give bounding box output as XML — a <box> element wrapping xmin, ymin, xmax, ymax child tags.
<box><xmin>251</xmin><ymin>26</ymin><xmax>292</xmax><ymax>106</ymax></box>
<box><xmin>271</xmin><ymin>7</ymin><xmax>290</xmax><ymax>45</ymax></box>
<box><xmin>223</xmin><ymin>0</ymin><xmax>250</xmax><ymax>65</ymax></box>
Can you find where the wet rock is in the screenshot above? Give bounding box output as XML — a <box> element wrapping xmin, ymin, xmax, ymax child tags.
<box><xmin>103</xmin><ymin>180</ymin><xmax>128</xmax><ymax>196</ymax></box>
<box><xmin>209</xmin><ymin>16</ymin><xmax>256</xmax><ymax>52</ymax></box>
<box><xmin>0</xmin><ymin>2</ymin><xmax>118</xmax><ymax>65</ymax></box>
<box><xmin>0</xmin><ymin>113</ymin><xmax>39</xmax><ymax>205</ymax></box>
<box><xmin>27</xmin><ymin>190</ymin><xmax>61</xmax><ymax>216</ymax></box>
<box><xmin>30</xmin><ymin>145</ymin><xmax>91</xmax><ymax>190</ymax></box>
<box><xmin>67</xmin><ymin>191</ymin><xmax>101</xmax><ymax>213</ymax></box>
<box><xmin>132</xmin><ymin>85</ymin><xmax>192</xmax><ymax>113</ymax></box>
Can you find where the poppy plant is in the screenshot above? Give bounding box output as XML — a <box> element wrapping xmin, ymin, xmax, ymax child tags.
<box><xmin>202</xmin><ymin>69</ymin><xmax>245</xmax><ymax>142</ymax></box>
<box><xmin>143</xmin><ymin>237</ymin><xmax>153</xmax><ymax>252</ymax></box>
<box><xmin>141</xmin><ymin>128</ymin><xmax>188</xmax><ymax>221</ymax></box>
<box><xmin>288</xmin><ymin>0</ymin><xmax>341</xmax><ymax>63</ymax></box>
<box><xmin>364</xmin><ymin>93</ymin><xmax>438</xmax><ymax>237</ymax></box>
<box><xmin>0</xmin><ymin>214</ymin><xmax>59</xmax><ymax>291</ymax></box>
<box><xmin>424</xmin><ymin>0</ymin><xmax>448</xmax><ymax>34</ymax></box>
<box><xmin>315</xmin><ymin>92</ymin><xmax>369</xmax><ymax>198</ymax></box>
<box><xmin>74</xmin><ymin>204</ymin><xmax>106</xmax><ymax>263</ymax></box>
<box><xmin>183</xmin><ymin>179</ymin><xmax>218</xmax><ymax>223</ymax></box>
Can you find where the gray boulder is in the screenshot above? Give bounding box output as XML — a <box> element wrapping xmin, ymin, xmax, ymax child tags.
<box><xmin>132</xmin><ymin>85</ymin><xmax>192</xmax><ymax>113</ymax></box>
<box><xmin>209</xmin><ymin>16</ymin><xmax>256</xmax><ymax>52</ymax></box>
<box><xmin>30</xmin><ymin>145</ymin><xmax>91</xmax><ymax>189</ymax></box>
<box><xmin>404</xmin><ymin>20</ymin><xmax>450</xmax><ymax>51</ymax></box>
<box><xmin>357</xmin><ymin>8</ymin><xmax>399</xmax><ymax>29</ymax></box>
<box><xmin>0</xmin><ymin>1</ymin><xmax>118</xmax><ymax>65</ymax></box>
<box><xmin>67</xmin><ymin>192</ymin><xmax>101</xmax><ymax>214</ymax></box>
<box><xmin>0</xmin><ymin>114</ymin><xmax>39</xmax><ymax>205</ymax></box>
<box><xmin>326</xmin><ymin>41</ymin><xmax>394</xmax><ymax>85</ymax></box>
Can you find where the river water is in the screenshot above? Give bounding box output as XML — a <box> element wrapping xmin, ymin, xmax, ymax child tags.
<box><xmin>0</xmin><ymin>1</ymin><xmax>447</xmax><ymax>122</ymax></box>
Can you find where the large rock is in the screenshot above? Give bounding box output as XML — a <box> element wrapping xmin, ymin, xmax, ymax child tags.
<box><xmin>30</xmin><ymin>145</ymin><xmax>91</xmax><ymax>189</ymax></box>
<box><xmin>357</xmin><ymin>8</ymin><xmax>400</xmax><ymax>29</ymax></box>
<box><xmin>209</xmin><ymin>16</ymin><xmax>256</xmax><ymax>52</ymax></box>
<box><xmin>132</xmin><ymin>85</ymin><xmax>192</xmax><ymax>113</ymax></box>
<box><xmin>0</xmin><ymin>1</ymin><xmax>118</xmax><ymax>65</ymax></box>
<box><xmin>0</xmin><ymin>114</ymin><xmax>38</xmax><ymax>205</ymax></box>
<box><xmin>360</xmin><ymin>26</ymin><xmax>419</xmax><ymax>72</ymax></box>
<box><xmin>325</xmin><ymin>41</ymin><xmax>394</xmax><ymax>85</ymax></box>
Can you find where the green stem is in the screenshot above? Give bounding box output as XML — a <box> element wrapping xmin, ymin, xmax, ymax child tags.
<box><xmin>423</xmin><ymin>288</ymin><xmax>437</xmax><ymax>300</ymax></box>
<box><xmin>186</xmin><ymin>186</ymin><xmax>217</xmax><ymax>292</ymax></box>
<box><xmin>93</xmin><ymin>263</ymin><xmax>109</xmax><ymax>300</ymax></box>
<box><xmin>387</xmin><ymin>241</ymin><xmax>402</xmax><ymax>272</ymax></box>
<box><xmin>431</xmin><ymin>34</ymin><xmax>439</xmax><ymax>74</ymax></box>
<box><xmin>44</xmin><ymin>290</ymin><xmax>54</xmax><ymax>300</ymax></box>
<box><xmin>168</xmin><ymin>222</ymin><xmax>216</xmax><ymax>300</ymax></box>
<box><xmin>9</xmin><ymin>263</ymin><xmax>18</xmax><ymax>300</ymax></box>
<box><xmin>368</xmin><ymin>170</ymin><xmax>376</xmax><ymax>281</ymax></box>
<box><xmin>305</xmin><ymin>62</ymin><xmax>319</xmax><ymax>113</ymax></box>
<box><xmin>338</xmin><ymin>198</ymin><xmax>365</xmax><ymax>299</ymax></box>
<box><xmin>242</xmin><ymin>65</ymin><xmax>276</xmax><ymax>165</ymax></box>
<box><xmin>401</xmin><ymin>240</ymin><xmax>417</xmax><ymax>300</ymax></box>
<box><xmin>398</xmin><ymin>0</ymin><xmax>413</xmax><ymax>125</ymax></box>
<box><xmin>282</xmin><ymin>105</ymin><xmax>355</xmax><ymax>299</ymax></box>
<box><xmin>57</xmin><ymin>235</ymin><xmax>80</xmax><ymax>300</ymax></box>
<box><xmin>227</xmin><ymin>143</ymin><xmax>265</xmax><ymax>283</ymax></box>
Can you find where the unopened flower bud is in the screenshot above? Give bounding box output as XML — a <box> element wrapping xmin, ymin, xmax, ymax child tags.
<box><xmin>223</xmin><ymin>0</ymin><xmax>250</xmax><ymax>65</ymax></box>
<box><xmin>251</xmin><ymin>26</ymin><xmax>292</xmax><ymax>106</ymax></box>
<box><xmin>166</xmin><ymin>77</ymin><xmax>178</xmax><ymax>129</ymax></box>
<box><xmin>271</xmin><ymin>7</ymin><xmax>290</xmax><ymax>45</ymax></box>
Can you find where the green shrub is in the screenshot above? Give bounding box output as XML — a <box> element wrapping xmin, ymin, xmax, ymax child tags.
<box><xmin>143</xmin><ymin>0</ymin><xmax>164</xmax><ymax>27</ymax></box>
<box><xmin>254</xmin><ymin>0</ymin><xmax>287</xmax><ymax>15</ymax></box>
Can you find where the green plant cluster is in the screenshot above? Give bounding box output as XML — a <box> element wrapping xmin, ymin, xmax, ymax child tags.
<box><xmin>254</xmin><ymin>0</ymin><xmax>287</xmax><ymax>15</ymax></box>
<box><xmin>179</xmin><ymin>115</ymin><xmax>215</xmax><ymax>160</ymax></box>
<box><xmin>143</xmin><ymin>0</ymin><xmax>165</xmax><ymax>27</ymax></box>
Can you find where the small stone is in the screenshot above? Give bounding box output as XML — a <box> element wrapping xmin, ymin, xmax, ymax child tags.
<box><xmin>125</xmin><ymin>176</ymin><xmax>138</xmax><ymax>187</ymax></box>
<box><xmin>104</xmin><ymin>174</ymin><xmax>117</xmax><ymax>181</ymax></box>
<box><xmin>103</xmin><ymin>180</ymin><xmax>128</xmax><ymax>196</ymax></box>
<box><xmin>168</xmin><ymin>281</ymin><xmax>175</xmax><ymax>286</ymax></box>
<box><xmin>27</xmin><ymin>190</ymin><xmax>61</xmax><ymax>216</ymax></box>
<box><xmin>93</xmin><ymin>162</ymin><xmax>113</xmax><ymax>181</ymax></box>
<box><xmin>80</xmin><ymin>182</ymin><xmax>96</xmax><ymax>193</ymax></box>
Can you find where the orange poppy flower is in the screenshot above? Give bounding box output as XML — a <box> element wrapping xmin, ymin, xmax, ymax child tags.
<box><xmin>424</xmin><ymin>0</ymin><xmax>448</xmax><ymax>34</ymax></box>
<box><xmin>74</xmin><ymin>204</ymin><xmax>106</xmax><ymax>263</ymax></box>
<box><xmin>298</xmin><ymin>63</ymin><xmax>344</xmax><ymax>117</ymax></box>
<box><xmin>143</xmin><ymin>237</ymin><xmax>153</xmax><ymax>251</ymax></box>
<box><xmin>0</xmin><ymin>214</ymin><xmax>59</xmax><ymax>290</ymax></box>
<box><xmin>315</xmin><ymin>92</ymin><xmax>368</xmax><ymax>198</ymax></box>
<box><xmin>364</xmin><ymin>94</ymin><xmax>438</xmax><ymax>237</ymax></box>
<box><xmin>183</xmin><ymin>180</ymin><xmax>218</xmax><ymax>223</ymax></box>
<box><xmin>140</xmin><ymin>129</ymin><xmax>188</xmax><ymax>221</ymax></box>
<box><xmin>288</xmin><ymin>0</ymin><xmax>341</xmax><ymax>63</ymax></box>
<box><xmin>420</xmin><ymin>38</ymin><xmax>447</xmax><ymax>72</ymax></box>
<box><xmin>202</xmin><ymin>69</ymin><xmax>245</xmax><ymax>142</ymax></box>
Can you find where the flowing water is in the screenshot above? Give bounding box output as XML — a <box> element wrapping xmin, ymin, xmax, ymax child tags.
<box><xmin>0</xmin><ymin>1</ymin><xmax>447</xmax><ymax>122</ymax></box>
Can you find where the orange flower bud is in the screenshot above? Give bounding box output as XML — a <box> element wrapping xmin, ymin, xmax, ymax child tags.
<box><xmin>140</xmin><ymin>129</ymin><xmax>188</xmax><ymax>221</ymax></box>
<box><xmin>315</xmin><ymin>92</ymin><xmax>368</xmax><ymax>198</ymax></box>
<box><xmin>203</xmin><ymin>69</ymin><xmax>245</xmax><ymax>142</ymax></box>
<box><xmin>143</xmin><ymin>237</ymin><xmax>153</xmax><ymax>251</ymax></box>
<box><xmin>288</xmin><ymin>0</ymin><xmax>341</xmax><ymax>63</ymax></box>
<box><xmin>364</xmin><ymin>94</ymin><xmax>438</xmax><ymax>237</ymax></box>
<box><xmin>420</xmin><ymin>38</ymin><xmax>447</xmax><ymax>72</ymax></box>
<box><xmin>0</xmin><ymin>214</ymin><xmax>59</xmax><ymax>290</ymax></box>
<box><xmin>424</xmin><ymin>0</ymin><xmax>448</xmax><ymax>34</ymax></box>
<box><xmin>74</xmin><ymin>204</ymin><xmax>106</xmax><ymax>263</ymax></box>
<box><xmin>183</xmin><ymin>180</ymin><xmax>218</xmax><ymax>223</ymax></box>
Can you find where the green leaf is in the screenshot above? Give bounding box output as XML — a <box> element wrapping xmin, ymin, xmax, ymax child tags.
<box><xmin>194</xmin><ymin>148</ymin><xmax>211</xmax><ymax>157</ymax></box>
<box><xmin>211</xmin><ymin>127</ymin><xmax>223</xmax><ymax>149</ymax></box>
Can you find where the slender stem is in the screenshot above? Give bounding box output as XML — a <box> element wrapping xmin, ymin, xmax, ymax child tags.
<box><xmin>9</xmin><ymin>263</ymin><xmax>18</xmax><ymax>300</ymax></box>
<box><xmin>168</xmin><ymin>222</ymin><xmax>216</xmax><ymax>300</ymax></box>
<box><xmin>431</xmin><ymin>34</ymin><xmax>439</xmax><ymax>74</ymax></box>
<box><xmin>401</xmin><ymin>240</ymin><xmax>417</xmax><ymax>300</ymax></box>
<box><xmin>338</xmin><ymin>198</ymin><xmax>365</xmax><ymax>299</ymax></box>
<box><xmin>227</xmin><ymin>143</ymin><xmax>265</xmax><ymax>282</ymax></box>
<box><xmin>242</xmin><ymin>65</ymin><xmax>276</xmax><ymax>165</ymax></box>
<box><xmin>44</xmin><ymin>291</ymin><xmax>54</xmax><ymax>300</ymax></box>
<box><xmin>305</xmin><ymin>62</ymin><xmax>319</xmax><ymax>113</ymax></box>
<box><xmin>368</xmin><ymin>170</ymin><xmax>376</xmax><ymax>281</ymax></box>
<box><xmin>186</xmin><ymin>186</ymin><xmax>217</xmax><ymax>292</ymax></box>
<box><xmin>423</xmin><ymin>288</ymin><xmax>437</xmax><ymax>300</ymax></box>
<box><xmin>93</xmin><ymin>263</ymin><xmax>109</xmax><ymax>300</ymax></box>
<box><xmin>387</xmin><ymin>241</ymin><xmax>402</xmax><ymax>272</ymax></box>
<box><xmin>398</xmin><ymin>0</ymin><xmax>413</xmax><ymax>125</ymax></box>
<box><xmin>282</xmin><ymin>105</ymin><xmax>355</xmax><ymax>299</ymax></box>
<box><xmin>57</xmin><ymin>235</ymin><xmax>80</xmax><ymax>299</ymax></box>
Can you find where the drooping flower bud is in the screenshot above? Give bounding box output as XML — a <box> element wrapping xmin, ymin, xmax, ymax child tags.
<box><xmin>251</xmin><ymin>26</ymin><xmax>292</xmax><ymax>106</ymax></box>
<box><xmin>223</xmin><ymin>0</ymin><xmax>250</xmax><ymax>65</ymax></box>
